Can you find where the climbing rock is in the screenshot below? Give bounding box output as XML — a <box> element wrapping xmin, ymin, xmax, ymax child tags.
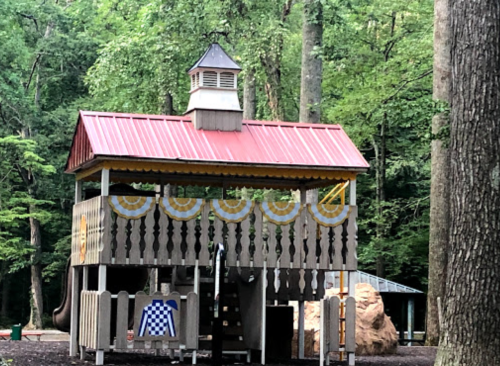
<box><xmin>293</xmin><ymin>283</ymin><xmax>397</xmax><ymax>356</ymax></box>
<box><xmin>354</xmin><ymin>283</ymin><xmax>398</xmax><ymax>355</ymax></box>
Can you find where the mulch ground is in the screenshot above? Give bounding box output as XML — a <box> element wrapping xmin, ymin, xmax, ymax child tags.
<box><xmin>0</xmin><ymin>341</ymin><xmax>437</xmax><ymax>366</ymax></box>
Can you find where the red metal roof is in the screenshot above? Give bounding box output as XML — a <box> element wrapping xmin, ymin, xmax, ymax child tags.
<box><xmin>66</xmin><ymin>111</ymin><xmax>369</xmax><ymax>173</ymax></box>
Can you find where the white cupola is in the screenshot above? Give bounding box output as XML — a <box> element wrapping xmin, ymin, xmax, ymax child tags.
<box><xmin>185</xmin><ymin>43</ymin><xmax>243</xmax><ymax>131</ymax></box>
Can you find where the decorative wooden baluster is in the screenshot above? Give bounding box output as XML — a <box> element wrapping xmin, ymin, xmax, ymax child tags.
<box><xmin>240</xmin><ymin>215</ymin><xmax>251</xmax><ymax>267</ymax></box>
<box><xmin>280</xmin><ymin>224</ymin><xmax>291</xmax><ymax>268</ymax></box>
<box><xmin>267</xmin><ymin>223</ymin><xmax>278</xmax><ymax>268</ymax></box>
<box><xmin>171</xmin><ymin>220</ymin><xmax>183</xmax><ymax>265</ymax></box>
<box><xmin>306</xmin><ymin>211</ymin><xmax>317</xmax><ymax>269</ymax></box>
<box><xmin>185</xmin><ymin>218</ymin><xmax>197</xmax><ymax>266</ymax></box>
<box><xmin>115</xmin><ymin>217</ymin><xmax>128</xmax><ymax>265</ymax></box>
<box><xmin>157</xmin><ymin>210</ymin><xmax>169</xmax><ymax>265</ymax></box>
<box><xmin>213</xmin><ymin>217</ymin><xmax>224</xmax><ymax>248</ymax></box>
<box><xmin>143</xmin><ymin>209</ymin><xmax>156</xmax><ymax>265</ymax></box>
<box><xmin>332</xmin><ymin>225</ymin><xmax>343</xmax><ymax>270</ymax></box>
<box><xmin>253</xmin><ymin>206</ymin><xmax>264</xmax><ymax>267</ymax></box>
<box><xmin>129</xmin><ymin>219</ymin><xmax>142</xmax><ymax>264</ymax></box>
<box><xmin>319</xmin><ymin>225</ymin><xmax>330</xmax><ymax>269</ymax></box>
<box><xmin>198</xmin><ymin>204</ymin><xmax>211</xmax><ymax>266</ymax></box>
<box><xmin>226</xmin><ymin>222</ymin><xmax>237</xmax><ymax>267</ymax></box>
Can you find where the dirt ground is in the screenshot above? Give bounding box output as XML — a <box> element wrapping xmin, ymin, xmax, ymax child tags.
<box><xmin>0</xmin><ymin>341</ymin><xmax>437</xmax><ymax>366</ymax></box>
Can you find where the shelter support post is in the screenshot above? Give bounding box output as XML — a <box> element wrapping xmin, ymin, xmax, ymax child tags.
<box><xmin>261</xmin><ymin>262</ymin><xmax>267</xmax><ymax>365</ymax></box>
<box><xmin>70</xmin><ymin>266</ymin><xmax>80</xmax><ymax>357</ymax></box>
<box><xmin>75</xmin><ymin>180</ymin><xmax>82</xmax><ymax>203</ymax></box>
<box><xmin>80</xmin><ymin>266</ymin><xmax>89</xmax><ymax>360</ymax></box>
<box><xmin>407</xmin><ymin>296</ymin><xmax>414</xmax><ymax>346</ymax></box>
<box><xmin>298</xmin><ymin>186</ymin><xmax>307</xmax><ymax>360</ymax></box>
<box><xmin>96</xmin><ymin>265</ymin><xmax>107</xmax><ymax>365</ymax></box>
<box><xmin>101</xmin><ymin>168</ymin><xmax>109</xmax><ymax>196</ymax></box>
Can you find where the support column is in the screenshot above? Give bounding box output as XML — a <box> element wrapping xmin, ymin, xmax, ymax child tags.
<box><xmin>101</xmin><ymin>168</ymin><xmax>110</xmax><ymax>196</ymax></box>
<box><xmin>407</xmin><ymin>296</ymin><xmax>414</xmax><ymax>346</ymax></box>
<box><xmin>348</xmin><ymin>179</ymin><xmax>357</xmax><ymax>366</ymax></box>
<box><xmin>96</xmin><ymin>265</ymin><xmax>107</xmax><ymax>365</ymax></box>
<box><xmin>80</xmin><ymin>266</ymin><xmax>89</xmax><ymax>360</ymax></box>
<box><xmin>298</xmin><ymin>186</ymin><xmax>307</xmax><ymax>359</ymax></box>
<box><xmin>261</xmin><ymin>262</ymin><xmax>267</xmax><ymax>365</ymax></box>
<box><xmin>70</xmin><ymin>267</ymin><xmax>80</xmax><ymax>357</ymax></box>
<box><xmin>75</xmin><ymin>180</ymin><xmax>83</xmax><ymax>203</ymax></box>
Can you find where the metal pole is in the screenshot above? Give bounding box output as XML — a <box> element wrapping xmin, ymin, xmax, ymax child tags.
<box><xmin>212</xmin><ymin>243</ymin><xmax>225</xmax><ymax>366</ymax></box>
<box><xmin>407</xmin><ymin>296</ymin><xmax>414</xmax><ymax>346</ymax></box>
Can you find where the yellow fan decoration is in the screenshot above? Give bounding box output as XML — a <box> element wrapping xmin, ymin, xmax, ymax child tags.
<box><xmin>159</xmin><ymin>198</ymin><xmax>205</xmax><ymax>221</ymax></box>
<box><xmin>308</xmin><ymin>204</ymin><xmax>352</xmax><ymax>227</ymax></box>
<box><xmin>260</xmin><ymin>202</ymin><xmax>302</xmax><ymax>225</ymax></box>
<box><xmin>211</xmin><ymin>200</ymin><xmax>255</xmax><ymax>223</ymax></box>
<box><xmin>108</xmin><ymin>196</ymin><xmax>156</xmax><ymax>219</ymax></box>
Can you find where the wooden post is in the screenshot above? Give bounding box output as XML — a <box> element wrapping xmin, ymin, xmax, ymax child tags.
<box><xmin>407</xmin><ymin>296</ymin><xmax>415</xmax><ymax>346</ymax></box>
<box><xmin>80</xmin><ymin>266</ymin><xmax>89</xmax><ymax>360</ymax></box>
<box><xmin>96</xmin><ymin>265</ymin><xmax>107</xmax><ymax>365</ymax></box>
<box><xmin>101</xmin><ymin>168</ymin><xmax>110</xmax><ymax>196</ymax></box>
<box><xmin>75</xmin><ymin>180</ymin><xmax>83</xmax><ymax>203</ymax></box>
<box><xmin>298</xmin><ymin>186</ymin><xmax>307</xmax><ymax>359</ymax></box>
<box><xmin>261</xmin><ymin>261</ymin><xmax>267</xmax><ymax>365</ymax></box>
<box><xmin>349</xmin><ymin>178</ymin><xmax>356</xmax><ymax>206</ymax></box>
<box><xmin>70</xmin><ymin>267</ymin><xmax>80</xmax><ymax>357</ymax></box>
<box><xmin>192</xmin><ymin>261</ymin><xmax>199</xmax><ymax>365</ymax></box>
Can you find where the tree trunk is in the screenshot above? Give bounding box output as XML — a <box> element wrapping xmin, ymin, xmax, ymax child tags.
<box><xmin>26</xmin><ymin>208</ymin><xmax>44</xmax><ymax>329</ymax></box>
<box><xmin>373</xmin><ymin>116</ymin><xmax>386</xmax><ymax>278</ymax></box>
<box><xmin>434</xmin><ymin>1</ymin><xmax>500</xmax><ymax>364</ymax></box>
<box><xmin>162</xmin><ymin>92</ymin><xmax>173</xmax><ymax>115</ymax></box>
<box><xmin>243</xmin><ymin>69</ymin><xmax>256</xmax><ymax>120</ymax></box>
<box><xmin>426</xmin><ymin>0</ymin><xmax>450</xmax><ymax>347</ymax></box>
<box><xmin>299</xmin><ymin>0</ymin><xmax>322</xmax><ymax>123</ymax></box>
<box><xmin>1</xmin><ymin>275</ymin><xmax>10</xmax><ymax>319</ymax></box>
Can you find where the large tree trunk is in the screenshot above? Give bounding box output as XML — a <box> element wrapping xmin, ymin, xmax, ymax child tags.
<box><xmin>434</xmin><ymin>1</ymin><xmax>500</xmax><ymax>364</ymax></box>
<box><xmin>299</xmin><ymin>0</ymin><xmax>322</xmax><ymax>123</ymax></box>
<box><xmin>300</xmin><ymin>0</ymin><xmax>323</xmax><ymax>203</ymax></box>
<box><xmin>243</xmin><ymin>69</ymin><xmax>256</xmax><ymax>120</ymax></box>
<box><xmin>426</xmin><ymin>0</ymin><xmax>450</xmax><ymax>347</ymax></box>
<box><xmin>26</xmin><ymin>209</ymin><xmax>44</xmax><ymax>329</ymax></box>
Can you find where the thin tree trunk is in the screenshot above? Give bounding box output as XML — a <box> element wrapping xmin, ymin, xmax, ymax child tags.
<box><xmin>260</xmin><ymin>0</ymin><xmax>292</xmax><ymax>121</ymax></box>
<box><xmin>162</xmin><ymin>92</ymin><xmax>173</xmax><ymax>115</ymax></box>
<box><xmin>434</xmin><ymin>1</ymin><xmax>500</xmax><ymax>364</ymax></box>
<box><xmin>299</xmin><ymin>0</ymin><xmax>322</xmax><ymax>123</ymax></box>
<box><xmin>1</xmin><ymin>274</ymin><xmax>10</xmax><ymax>319</ymax></box>
<box><xmin>243</xmin><ymin>69</ymin><xmax>256</xmax><ymax>120</ymax></box>
<box><xmin>426</xmin><ymin>0</ymin><xmax>450</xmax><ymax>347</ymax></box>
<box><xmin>26</xmin><ymin>207</ymin><xmax>44</xmax><ymax>329</ymax></box>
<box><xmin>373</xmin><ymin>115</ymin><xmax>386</xmax><ymax>278</ymax></box>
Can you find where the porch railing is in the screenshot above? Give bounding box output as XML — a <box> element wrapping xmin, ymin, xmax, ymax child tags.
<box><xmin>71</xmin><ymin>196</ymin><xmax>357</xmax><ymax>271</ymax></box>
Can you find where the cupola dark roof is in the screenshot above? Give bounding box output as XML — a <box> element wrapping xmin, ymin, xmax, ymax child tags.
<box><xmin>188</xmin><ymin>43</ymin><xmax>241</xmax><ymax>72</ymax></box>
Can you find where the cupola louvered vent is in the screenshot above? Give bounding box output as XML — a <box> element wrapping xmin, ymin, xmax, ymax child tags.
<box><xmin>220</xmin><ymin>72</ymin><xmax>235</xmax><ymax>88</ymax></box>
<box><xmin>202</xmin><ymin>71</ymin><xmax>218</xmax><ymax>87</ymax></box>
<box><xmin>191</xmin><ymin>72</ymin><xmax>200</xmax><ymax>90</ymax></box>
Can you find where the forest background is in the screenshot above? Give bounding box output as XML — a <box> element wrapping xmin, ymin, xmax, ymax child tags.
<box><xmin>0</xmin><ymin>0</ymin><xmax>435</xmax><ymax>328</ymax></box>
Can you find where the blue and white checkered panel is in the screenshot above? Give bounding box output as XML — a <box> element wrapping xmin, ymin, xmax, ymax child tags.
<box><xmin>138</xmin><ymin>299</ymin><xmax>177</xmax><ymax>338</ymax></box>
<box><xmin>147</xmin><ymin>304</ymin><xmax>169</xmax><ymax>336</ymax></box>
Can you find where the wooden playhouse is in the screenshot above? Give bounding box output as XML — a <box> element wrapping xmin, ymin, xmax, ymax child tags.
<box><xmin>62</xmin><ymin>43</ymin><xmax>369</xmax><ymax>365</ymax></box>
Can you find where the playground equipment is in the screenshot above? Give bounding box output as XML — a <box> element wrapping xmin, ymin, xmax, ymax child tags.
<box><xmin>58</xmin><ymin>43</ymin><xmax>369</xmax><ymax>365</ymax></box>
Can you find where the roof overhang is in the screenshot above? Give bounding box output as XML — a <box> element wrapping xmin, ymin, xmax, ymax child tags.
<box><xmin>72</xmin><ymin>157</ymin><xmax>366</xmax><ymax>190</ymax></box>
